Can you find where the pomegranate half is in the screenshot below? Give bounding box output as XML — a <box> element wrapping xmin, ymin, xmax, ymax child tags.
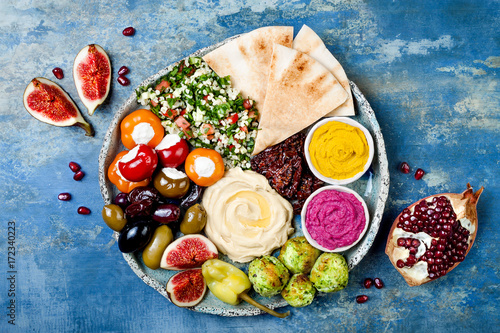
<box><xmin>386</xmin><ymin>183</ymin><xmax>483</xmax><ymax>286</ymax></box>
<box><xmin>73</xmin><ymin>44</ymin><xmax>111</xmax><ymax>115</ymax></box>
<box><xmin>23</xmin><ymin>77</ymin><xmax>94</xmax><ymax>136</ymax></box>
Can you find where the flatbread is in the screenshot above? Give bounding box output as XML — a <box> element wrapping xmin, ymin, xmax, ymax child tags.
<box><xmin>202</xmin><ymin>26</ymin><xmax>293</xmax><ymax>111</ymax></box>
<box><xmin>292</xmin><ymin>24</ymin><xmax>355</xmax><ymax>116</ymax></box>
<box><xmin>253</xmin><ymin>44</ymin><xmax>348</xmax><ymax>155</ymax></box>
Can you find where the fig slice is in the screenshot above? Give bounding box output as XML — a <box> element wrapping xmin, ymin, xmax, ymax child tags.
<box><xmin>73</xmin><ymin>44</ymin><xmax>111</xmax><ymax>116</ymax></box>
<box><xmin>166</xmin><ymin>268</ymin><xmax>207</xmax><ymax>307</ymax></box>
<box><xmin>23</xmin><ymin>77</ymin><xmax>94</xmax><ymax>136</ymax></box>
<box><xmin>386</xmin><ymin>183</ymin><xmax>484</xmax><ymax>286</ymax></box>
<box><xmin>160</xmin><ymin>234</ymin><xmax>218</xmax><ymax>270</ymax></box>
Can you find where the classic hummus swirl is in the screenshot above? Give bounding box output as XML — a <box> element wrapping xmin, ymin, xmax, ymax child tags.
<box><xmin>203</xmin><ymin>167</ymin><xmax>294</xmax><ymax>263</ymax></box>
<box><xmin>309</xmin><ymin>121</ymin><xmax>369</xmax><ymax>180</ymax></box>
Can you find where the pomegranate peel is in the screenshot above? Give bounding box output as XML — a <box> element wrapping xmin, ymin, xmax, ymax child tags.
<box><xmin>23</xmin><ymin>77</ymin><xmax>94</xmax><ymax>136</ymax></box>
<box><xmin>73</xmin><ymin>44</ymin><xmax>111</xmax><ymax>116</ymax></box>
<box><xmin>386</xmin><ymin>183</ymin><xmax>483</xmax><ymax>286</ymax></box>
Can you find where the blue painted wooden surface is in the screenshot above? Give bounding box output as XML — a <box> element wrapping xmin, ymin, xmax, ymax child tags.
<box><xmin>0</xmin><ymin>0</ymin><xmax>499</xmax><ymax>332</ymax></box>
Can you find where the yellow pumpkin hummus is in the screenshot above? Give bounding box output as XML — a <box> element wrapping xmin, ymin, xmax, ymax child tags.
<box><xmin>202</xmin><ymin>167</ymin><xmax>294</xmax><ymax>263</ymax></box>
<box><xmin>309</xmin><ymin>121</ymin><xmax>369</xmax><ymax>179</ymax></box>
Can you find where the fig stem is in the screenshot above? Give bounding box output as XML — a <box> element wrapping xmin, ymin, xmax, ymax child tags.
<box><xmin>239</xmin><ymin>292</ymin><xmax>290</xmax><ymax>318</ymax></box>
<box><xmin>75</xmin><ymin>121</ymin><xmax>95</xmax><ymax>137</ymax></box>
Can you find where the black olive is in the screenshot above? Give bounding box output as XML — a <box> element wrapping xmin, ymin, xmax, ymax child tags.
<box><xmin>180</xmin><ymin>183</ymin><xmax>205</xmax><ymax>210</ymax></box>
<box><xmin>118</xmin><ymin>221</ymin><xmax>154</xmax><ymax>253</ymax></box>
<box><xmin>128</xmin><ymin>186</ymin><xmax>161</xmax><ymax>204</ymax></box>
<box><xmin>152</xmin><ymin>204</ymin><xmax>180</xmax><ymax>224</ymax></box>
<box><xmin>125</xmin><ymin>199</ymin><xmax>154</xmax><ymax>220</ymax></box>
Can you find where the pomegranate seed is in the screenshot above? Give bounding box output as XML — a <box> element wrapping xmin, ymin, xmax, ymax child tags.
<box><xmin>396</xmin><ymin>260</ymin><xmax>405</xmax><ymax>268</ymax></box>
<box><xmin>414</xmin><ymin>168</ymin><xmax>425</xmax><ymax>180</ymax></box>
<box><xmin>356</xmin><ymin>295</ymin><xmax>369</xmax><ymax>304</ymax></box>
<box><xmin>58</xmin><ymin>193</ymin><xmax>71</xmax><ymax>201</ymax></box>
<box><xmin>117</xmin><ymin>75</ymin><xmax>130</xmax><ymax>86</ymax></box>
<box><xmin>69</xmin><ymin>161</ymin><xmax>81</xmax><ymax>172</ymax></box>
<box><xmin>73</xmin><ymin>170</ymin><xmax>85</xmax><ymax>181</ymax></box>
<box><xmin>77</xmin><ymin>206</ymin><xmax>91</xmax><ymax>215</ymax></box>
<box><xmin>52</xmin><ymin>67</ymin><xmax>64</xmax><ymax>79</ymax></box>
<box><xmin>118</xmin><ymin>66</ymin><xmax>129</xmax><ymax>75</ymax></box>
<box><xmin>363</xmin><ymin>278</ymin><xmax>373</xmax><ymax>289</ymax></box>
<box><xmin>374</xmin><ymin>278</ymin><xmax>384</xmax><ymax>289</ymax></box>
<box><xmin>122</xmin><ymin>26</ymin><xmax>135</xmax><ymax>36</ymax></box>
<box><xmin>399</xmin><ymin>161</ymin><xmax>410</xmax><ymax>173</ymax></box>
<box><xmin>397</xmin><ymin>238</ymin><xmax>406</xmax><ymax>247</ymax></box>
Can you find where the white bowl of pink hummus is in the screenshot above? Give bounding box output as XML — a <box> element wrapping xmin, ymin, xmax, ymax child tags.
<box><xmin>301</xmin><ymin>185</ymin><xmax>370</xmax><ymax>252</ymax></box>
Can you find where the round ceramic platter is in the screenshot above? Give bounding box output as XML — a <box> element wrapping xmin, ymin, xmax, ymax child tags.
<box><xmin>98</xmin><ymin>36</ymin><xmax>390</xmax><ymax>317</ymax></box>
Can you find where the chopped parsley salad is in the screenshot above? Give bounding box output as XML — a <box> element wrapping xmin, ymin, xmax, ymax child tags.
<box><xmin>136</xmin><ymin>57</ymin><xmax>259</xmax><ymax>169</ymax></box>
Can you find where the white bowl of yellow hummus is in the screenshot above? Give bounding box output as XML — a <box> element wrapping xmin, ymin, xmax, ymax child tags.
<box><xmin>304</xmin><ymin>117</ymin><xmax>374</xmax><ymax>185</ymax></box>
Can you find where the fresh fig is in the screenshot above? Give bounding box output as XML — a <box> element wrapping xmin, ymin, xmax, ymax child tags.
<box><xmin>23</xmin><ymin>77</ymin><xmax>94</xmax><ymax>136</ymax></box>
<box><xmin>386</xmin><ymin>183</ymin><xmax>484</xmax><ymax>286</ymax></box>
<box><xmin>160</xmin><ymin>234</ymin><xmax>218</xmax><ymax>270</ymax></box>
<box><xmin>166</xmin><ymin>268</ymin><xmax>206</xmax><ymax>307</ymax></box>
<box><xmin>73</xmin><ymin>44</ymin><xmax>111</xmax><ymax>115</ymax></box>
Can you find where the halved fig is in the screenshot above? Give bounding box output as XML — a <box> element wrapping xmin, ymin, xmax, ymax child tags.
<box><xmin>23</xmin><ymin>77</ymin><xmax>94</xmax><ymax>136</ymax></box>
<box><xmin>166</xmin><ymin>268</ymin><xmax>206</xmax><ymax>307</ymax></box>
<box><xmin>73</xmin><ymin>44</ymin><xmax>111</xmax><ymax>115</ymax></box>
<box><xmin>386</xmin><ymin>183</ymin><xmax>484</xmax><ymax>286</ymax></box>
<box><xmin>160</xmin><ymin>234</ymin><xmax>218</xmax><ymax>270</ymax></box>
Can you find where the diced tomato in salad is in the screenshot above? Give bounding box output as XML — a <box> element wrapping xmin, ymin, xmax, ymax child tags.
<box><xmin>162</xmin><ymin>109</ymin><xmax>178</xmax><ymax>119</ymax></box>
<box><xmin>201</xmin><ymin>124</ymin><xmax>215</xmax><ymax>140</ymax></box>
<box><xmin>155</xmin><ymin>80</ymin><xmax>171</xmax><ymax>92</ymax></box>
<box><xmin>226</xmin><ymin>114</ymin><xmax>238</xmax><ymax>124</ymax></box>
<box><xmin>240</xmin><ymin>126</ymin><xmax>248</xmax><ymax>133</ymax></box>
<box><xmin>175</xmin><ymin>115</ymin><xmax>190</xmax><ymax>130</ymax></box>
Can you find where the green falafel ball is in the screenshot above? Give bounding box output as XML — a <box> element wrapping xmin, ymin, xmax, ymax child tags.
<box><xmin>281</xmin><ymin>274</ymin><xmax>316</xmax><ymax>307</ymax></box>
<box><xmin>248</xmin><ymin>256</ymin><xmax>290</xmax><ymax>297</ymax></box>
<box><xmin>310</xmin><ymin>253</ymin><xmax>348</xmax><ymax>293</ymax></box>
<box><xmin>278</xmin><ymin>236</ymin><xmax>321</xmax><ymax>274</ymax></box>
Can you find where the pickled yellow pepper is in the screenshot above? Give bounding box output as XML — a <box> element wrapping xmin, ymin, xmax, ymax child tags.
<box><xmin>201</xmin><ymin>259</ymin><xmax>290</xmax><ymax>318</ymax></box>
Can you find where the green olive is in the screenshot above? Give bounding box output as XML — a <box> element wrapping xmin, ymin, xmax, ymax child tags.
<box><xmin>153</xmin><ymin>168</ymin><xmax>190</xmax><ymax>198</ymax></box>
<box><xmin>180</xmin><ymin>204</ymin><xmax>207</xmax><ymax>235</ymax></box>
<box><xmin>102</xmin><ymin>204</ymin><xmax>127</xmax><ymax>231</ymax></box>
<box><xmin>142</xmin><ymin>225</ymin><xmax>174</xmax><ymax>270</ymax></box>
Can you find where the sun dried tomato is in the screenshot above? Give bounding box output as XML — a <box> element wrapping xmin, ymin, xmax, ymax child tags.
<box><xmin>251</xmin><ymin>132</ymin><xmax>323</xmax><ymax>214</ymax></box>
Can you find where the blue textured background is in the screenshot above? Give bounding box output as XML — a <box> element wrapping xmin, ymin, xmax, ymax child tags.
<box><xmin>0</xmin><ymin>0</ymin><xmax>499</xmax><ymax>332</ymax></box>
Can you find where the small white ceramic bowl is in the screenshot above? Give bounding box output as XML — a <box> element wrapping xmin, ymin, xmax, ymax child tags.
<box><xmin>301</xmin><ymin>185</ymin><xmax>370</xmax><ymax>252</ymax></box>
<box><xmin>304</xmin><ymin>117</ymin><xmax>374</xmax><ymax>185</ymax></box>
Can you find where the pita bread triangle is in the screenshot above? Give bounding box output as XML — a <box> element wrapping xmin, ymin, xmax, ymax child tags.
<box><xmin>252</xmin><ymin>44</ymin><xmax>348</xmax><ymax>155</ymax></box>
<box><xmin>292</xmin><ymin>24</ymin><xmax>355</xmax><ymax>117</ymax></box>
<box><xmin>202</xmin><ymin>26</ymin><xmax>293</xmax><ymax>111</ymax></box>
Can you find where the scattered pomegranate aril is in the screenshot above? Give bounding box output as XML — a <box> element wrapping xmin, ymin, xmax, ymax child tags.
<box><xmin>58</xmin><ymin>193</ymin><xmax>71</xmax><ymax>201</ymax></box>
<box><xmin>399</xmin><ymin>162</ymin><xmax>410</xmax><ymax>174</ymax></box>
<box><xmin>386</xmin><ymin>184</ymin><xmax>484</xmax><ymax>286</ymax></box>
<box><xmin>78</xmin><ymin>206</ymin><xmax>91</xmax><ymax>215</ymax></box>
<box><xmin>117</xmin><ymin>75</ymin><xmax>130</xmax><ymax>86</ymax></box>
<box><xmin>363</xmin><ymin>278</ymin><xmax>373</xmax><ymax>289</ymax></box>
<box><xmin>73</xmin><ymin>170</ymin><xmax>85</xmax><ymax>181</ymax></box>
<box><xmin>414</xmin><ymin>168</ymin><xmax>425</xmax><ymax>180</ymax></box>
<box><xmin>118</xmin><ymin>66</ymin><xmax>129</xmax><ymax>75</ymax></box>
<box><xmin>374</xmin><ymin>278</ymin><xmax>384</xmax><ymax>289</ymax></box>
<box><xmin>356</xmin><ymin>295</ymin><xmax>369</xmax><ymax>304</ymax></box>
<box><xmin>69</xmin><ymin>161</ymin><xmax>81</xmax><ymax>172</ymax></box>
<box><xmin>52</xmin><ymin>67</ymin><xmax>64</xmax><ymax>79</ymax></box>
<box><xmin>122</xmin><ymin>27</ymin><xmax>135</xmax><ymax>36</ymax></box>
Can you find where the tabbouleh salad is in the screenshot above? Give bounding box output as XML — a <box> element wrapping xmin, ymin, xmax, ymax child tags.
<box><xmin>136</xmin><ymin>57</ymin><xmax>259</xmax><ymax>169</ymax></box>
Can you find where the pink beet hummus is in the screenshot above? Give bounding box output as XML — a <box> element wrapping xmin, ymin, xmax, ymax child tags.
<box><xmin>305</xmin><ymin>189</ymin><xmax>366</xmax><ymax>250</ymax></box>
